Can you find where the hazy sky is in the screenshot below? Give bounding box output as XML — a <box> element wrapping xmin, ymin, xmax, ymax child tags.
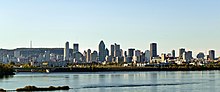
<box><xmin>0</xmin><ymin>0</ymin><xmax>219</xmax><ymax>57</ymax></box>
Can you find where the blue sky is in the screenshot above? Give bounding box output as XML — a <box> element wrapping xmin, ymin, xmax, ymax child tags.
<box><xmin>0</xmin><ymin>0</ymin><xmax>219</xmax><ymax>56</ymax></box>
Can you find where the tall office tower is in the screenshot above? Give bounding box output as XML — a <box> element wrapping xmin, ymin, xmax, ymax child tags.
<box><xmin>145</xmin><ymin>50</ymin><xmax>150</xmax><ymax>62</ymax></box>
<box><xmin>124</xmin><ymin>51</ymin><xmax>127</xmax><ymax>57</ymax></box>
<box><xmin>140</xmin><ymin>52</ymin><xmax>145</xmax><ymax>62</ymax></box>
<box><xmin>110</xmin><ymin>45</ymin><xmax>114</xmax><ymax>57</ymax></box>
<box><xmin>98</xmin><ymin>40</ymin><xmax>106</xmax><ymax>62</ymax></box>
<box><xmin>120</xmin><ymin>49</ymin><xmax>123</xmax><ymax>57</ymax></box>
<box><xmin>91</xmin><ymin>50</ymin><xmax>98</xmax><ymax>62</ymax></box>
<box><xmin>86</xmin><ymin>49</ymin><xmax>91</xmax><ymax>62</ymax></box>
<box><xmin>106</xmin><ymin>48</ymin><xmax>109</xmax><ymax>56</ymax></box>
<box><xmin>183</xmin><ymin>51</ymin><xmax>193</xmax><ymax>62</ymax></box>
<box><xmin>73</xmin><ymin>43</ymin><xmax>79</xmax><ymax>53</ymax></box>
<box><xmin>83</xmin><ymin>50</ymin><xmax>87</xmax><ymax>62</ymax></box>
<box><xmin>150</xmin><ymin>43</ymin><xmax>157</xmax><ymax>58</ymax></box>
<box><xmin>172</xmin><ymin>50</ymin><xmax>175</xmax><ymax>58</ymax></box>
<box><xmin>135</xmin><ymin>50</ymin><xmax>141</xmax><ymax>57</ymax></box>
<box><xmin>64</xmin><ymin>41</ymin><xmax>70</xmax><ymax>61</ymax></box>
<box><xmin>179</xmin><ymin>48</ymin><xmax>185</xmax><ymax>59</ymax></box>
<box><xmin>187</xmin><ymin>51</ymin><xmax>193</xmax><ymax>59</ymax></box>
<box><xmin>209</xmin><ymin>50</ymin><xmax>215</xmax><ymax>60</ymax></box>
<box><xmin>73</xmin><ymin>43</ymin><xmax>79</xmax><ymax>58</ymax></box>
<box><xmin>128</xmin><ymin>48</ymin><xmax>135</xmax><ymax>57</ymax></box>
<box><xmin>113</xmin><ymin>43</ymin><xmax>121</xmax><ymax>57</ymax></box>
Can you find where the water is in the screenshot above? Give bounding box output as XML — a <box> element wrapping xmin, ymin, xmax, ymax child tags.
<box><xmin>1</xmin><ymin>71</ymin><xmax>220</xmax><ymax>92</ymax></box>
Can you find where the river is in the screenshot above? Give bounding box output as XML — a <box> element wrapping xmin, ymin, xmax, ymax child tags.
<box><xmin>0</xmin><ymin>71</ymin><xmax>220</xmax><ymax>92</ymax></box>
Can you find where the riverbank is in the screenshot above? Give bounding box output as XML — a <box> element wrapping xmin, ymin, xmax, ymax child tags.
<box><xmin>14</xmin><ymin>65</ymin><xmax>220</xmax><ymax>73</ymax></box>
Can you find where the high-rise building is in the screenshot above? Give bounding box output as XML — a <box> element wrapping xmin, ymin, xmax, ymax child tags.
<box><xmin>209</xmin><ymin>50</ymin><xmax>215</xmax><ymax>60</ymax></box>
<box><xmin>110</xmin><ymin>43</ymin><xmax>122</xmax><ymax>57</ymax></box>
<box><xmin>114</xmin><ymin>43</ymin><xmax>121</xmax><ymax>57</ymax></box>
<box><xmin>128</xmin><ymin>48</ymin><xmax>135</xmax><ymax>57</ymax></box>
<box><xmin>64</xmin><ymin>41</ymin><xmax>70</xmax><ymax>61</ymax></box>
<box><xmin>135</xmin><ymin>50</ymin><xmax>141</xmax><ymax>57</ymax></box>
<box><xmin>86</xmin><ymin>49</ymin><xmax>91</xmax><ymax>62</ymax></box>
<box><xmin>91</xmin><ymin>50</ymin><xmax>98</xmax><ymax>62</ymax></box>
<box><xmin>110</xmin><ymin>45</ymin><xmax>114</xmax><ymax>57</ymax></box>
<box><xmin>73</xmin><ymin>43</ymin><xmax>79</xmax><ymax>53</ymax></box>
<box><xmin>73</xmin><ymin>43</ymin><xmax>79</xmax><ymax>59</ymax></box>
<box><xmin>172</xmin><ymin>50</ymin><xmax>175</xmax><ymax>58</ymax></box>
<box><xmin>150</xmin><ymin>43</ymin><xmax>157</xmax><ymax>58</ymax></box>
<box><xmin>83</xmin><ymin>50</ymin><xmax>87</xmax><ymax>62</ymax></box>
<box><xmin>145</xmin><ymin>50</ymin><xmax>150</xmax><ymax>62</ymax></box>
<box><xmin>197</xmin><ymin>52</ymin><xmax>205</xmax><ymax>59</ymax></box>
<box><xmin>188</xmin><ymin>51</ymin><xmax>193</xmax><ymax>58</ymax></box>
<box><xmin>98</xmin><ymin>40</ymin><xmax>106</xmax><ymax>62</ymax></box>
<box><xmin>74</xmin><ymin>52</ymin><xmax>83</xmax><ymax>62</ymax></box>
<box><xmin>120</xmin><ymin>49</ymin><xmax>123</xmax><ymax>57</ymax></box>
<box><xmin>106</xmin><ymin>48</ymin><xmax>109</xmax><ymax>56</ymax></box>
<box><xmin>179</xmin><ymin>48</ymin><xmax>185</xmax><ymax>59</ymax></box>
<box><xmin>183</xmin><ymin>51</ymin><xmax>192</xmax><ymax>62</ymax></box>
<box><xmin>124</xmin><ymin>51</ymin><xmax>127</xmax><ymax>57</ymax></box>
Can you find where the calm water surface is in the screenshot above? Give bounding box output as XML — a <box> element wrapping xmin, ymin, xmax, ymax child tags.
<box><xmin>1</xmin><ymin>71</ymin><xmax>220</xmax><ymax>92</ymax></box>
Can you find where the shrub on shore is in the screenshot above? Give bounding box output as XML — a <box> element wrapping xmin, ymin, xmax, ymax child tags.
<box><xmin>0</xmin><ymin>88</ymin><xmax>6</xmax><ymax>92</ymax></box>
<box><xmin>0</xmin><ymin>64</ymin><xmax>14</xmax><ymax>76</ymax></box>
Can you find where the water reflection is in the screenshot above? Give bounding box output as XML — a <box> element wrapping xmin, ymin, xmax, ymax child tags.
<box><xmin>150</xmin><ymin>72</ymin><xmax>158</xmax><ymax>92</ymax></box>
<box><xmin>0</xmin><ymin>75</ymin><xmax>14</xmax><ymax>80</ymax></box>
<box><xmin>1</xmin><ymin>71</ymin><xmax>220</xmax><ymax>92</ymax></box>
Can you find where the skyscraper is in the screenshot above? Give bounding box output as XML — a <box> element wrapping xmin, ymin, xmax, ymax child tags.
<box><xmin>83</xmin><ymin>50</ymin><xmax>87</xmax><ymax>62</ymax></box>
<box><xmin>110</xmin><ymin>45</ymin><xmax>114</xmax><ymax>57</ymax></box>
<box><xmin>106</xmin><ymin>48</ymin><xmax>109</xmax><ymax>56</ymax></box>
<box><xmin>91</xmin><ymin>50</ymin><xmax>98</xmax><ymax>62</ymax></box>
<box><xmin>124</xmin><ymin>51</ymin><xmax>127</xmax><ymax>57</ymax></box>
<box><xmin>99</xmin><ymin>40</ymin><xmax>106</xmax><ymax>62</ymax></box>
<box><xmin>172</xmin><ymin>50</ymin><xmax>175</xmax><ymax>58</ymax></box>
<box><xmin>86</xmin><ymin>49</ymin><xmax>91</xmax><ymax>62</ymax></box>
<box><xmin>128</xmin><ymin>48</ymin><xmax>135</xmax><ymax>57</ymax></box>
<box><xmin>64</xmin><ymin>41</ymin><xmax>70</xmax><ymax>61</ymax></box>
<box><xmin>114</xmin><ymin>43</ymin><xmax>121</xmax><ymax>57</ymax></box>
<box><xmin>183</xmin><ymin>51</ymin><xmax>192</xmax><ymax>62</ymax></box>
<box><xmin>73</xmin><ymin>43</ymin><xmax>79</xmax><ymax>53</ymax></box>
<box><xmin>209</xmin><ymin>50</ymin><xmax>215</xmax><ymax>60</ymax></box>
<box><xmin>73</xmin><ymin>43</ymin><xmax>79</xmax><ymax>59</ymax></box>
<box><xmin>179</xmin><ymin>48</ymin><xmax>185</xmax><ymax>59</ymax></box>
<box><xmin>135</xmin><ymin>50</ymin><xmax>141</xmax><ymax>57</ymax></box>
<box><xmin>145</xmin><ymin>50</ymin><xmax>150</xmax><ymax>62</ymax></box>
<box><xmin>150</xmin><ymin>43</ymin><xmax>157</xmax><ymax>58</ymax></box>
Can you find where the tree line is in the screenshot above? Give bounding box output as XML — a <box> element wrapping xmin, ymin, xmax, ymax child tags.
<box><xmin>0</xmin><ymin>64</ymin><xmax>14</xmax><ymax>76</ymax></box>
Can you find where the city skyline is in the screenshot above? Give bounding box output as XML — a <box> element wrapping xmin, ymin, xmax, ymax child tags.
<box><xmin>0</xmin><ymin>0</ymin><xmax>219</xmax><ymax>56</ymax></box>
<box><xmin>1</xmin><ymin>1</ymin><xmax>220</xmax><ymax>92</ymax></box>
<box><xmin>0</xmin><ymin>40</ymin><xmax>218</xmax><ymax>58</ymax></box>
